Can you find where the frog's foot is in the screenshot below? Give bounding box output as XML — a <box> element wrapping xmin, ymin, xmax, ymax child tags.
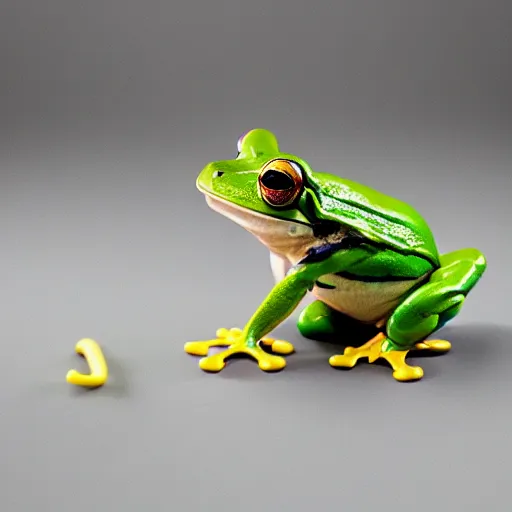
<box><xmin>184</xmin><ymin>327</ymin><xmax>294</xmax><ymax>373</ymax></box>
<box><xmin>328</xmin><ymin>333</ymin><xmax>424</xmax><ymax>382</ymax></box>
<box><xmin>185</xmin><ymin>328</ymin><xmax>295</xmax><ymax>356</ymax></box>
<box><xmin>413</xmin><ymin>339</ymin><xmax>451</xmax><ymax>354</ymax></box>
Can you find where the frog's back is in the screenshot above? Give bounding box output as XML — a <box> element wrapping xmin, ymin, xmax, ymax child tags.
<box><xmin>304</xmin><ymin>170</ymin><xmax>440</xmax><ymax>266</ymax></box>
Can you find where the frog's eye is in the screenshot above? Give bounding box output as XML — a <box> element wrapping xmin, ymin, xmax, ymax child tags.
<box><xmin>258</xmin><ymin>159</ymin><xmax>303</xmax><ymax>208</ymax></box>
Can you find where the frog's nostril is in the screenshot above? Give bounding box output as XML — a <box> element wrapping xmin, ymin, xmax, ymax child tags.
<box><xmin>213</xmin><ymin>171</ymin><xmax>224</xmax><ymax>178</ymax></box>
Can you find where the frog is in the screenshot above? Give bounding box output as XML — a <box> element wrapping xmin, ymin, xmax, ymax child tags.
<box><xmin>184</xmin><ymin>128</ymin><xmax>487</xmax><ymax>381</ymax></box>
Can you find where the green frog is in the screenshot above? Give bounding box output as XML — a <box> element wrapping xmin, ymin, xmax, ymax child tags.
<box><xmin>184</xmin><ymin>129</ymin><xmax>487</xmax><ymax>381</ymax></box>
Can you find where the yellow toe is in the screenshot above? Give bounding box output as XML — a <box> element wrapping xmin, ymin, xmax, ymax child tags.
<box><xmin>392</xmin><ymin>365</ymin><xmax>424</xmax><ymax>382</ymax></box>
<box><xmin>425</xmin><ymin>339</ymin><xmax>451</xmax><ymax>351</ymax></box>
<box><xmin>328</xmin><ymin>354</ymin><xmax>357</xmax><ymax>368</ymax></box>
<box><xmin>215</xmin><ymin>328</ymin><xmax>230</xmax><ymax>338</ymax></box>
<box><xmin>414</xmin><ymin>339</ymin><xmax>451</xmax><ymax>352</ymax></box>
<box><xmin>257</xmin><ymin>355</ymin><xmax>286</xmax><ymax>372</ymax></box>
<box><xmin>184</xmin><ymin>341</ymin><xmax>210</xmax><ymax>356</ymax></box>
<box><xmin>199</xmin><ymin>355</ymin><xmax>226</xmax><ymax>372</ymax></box>
<box><xmin>269</xmin><ymin>340</ymin><xmax>295</xmax><ymax>355</ymax></box>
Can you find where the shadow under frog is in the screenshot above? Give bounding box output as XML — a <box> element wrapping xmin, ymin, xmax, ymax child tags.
<box><xmin>206</xmin><ymin>320</ymin><xmax>505</xmax><ymax>385</ymax></box>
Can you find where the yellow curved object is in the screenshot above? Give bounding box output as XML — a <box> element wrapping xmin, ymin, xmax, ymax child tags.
<box><xmin>66</xmin><ymin>338</ymin><xmax>108</xmax><ymax>388</ymax></box>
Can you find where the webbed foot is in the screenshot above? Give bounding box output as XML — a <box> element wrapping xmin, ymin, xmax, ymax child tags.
<box><xmin>184</xmin><ymin>327</ymin><xmax>294</xmax><ymax>373</ymax></box>
<box><xmin>329</xmin><ymin>333</ymin><xmax>424</xmax><ymax>382</ymax></box>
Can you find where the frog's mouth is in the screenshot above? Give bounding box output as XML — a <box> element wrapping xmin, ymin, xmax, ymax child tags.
<box><xmin>200</xmin><ymin>190</ymin><xmax>356</xmax><ymax>267</ymax></box>
<box><xmin>203</xmin><ymin>192</ymin><xmax>309</xmax><ymax>227</ymax></box>
<box><xmin>201</xmin><ymin>192</ymin><xmax>325</xmax><ymax>262</ymax></box>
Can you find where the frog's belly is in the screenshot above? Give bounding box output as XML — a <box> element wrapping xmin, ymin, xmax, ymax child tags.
<box><xmin>311</xmin><ymin>274</ymin><xmax>426</xmax><ymax>324</ymax></box>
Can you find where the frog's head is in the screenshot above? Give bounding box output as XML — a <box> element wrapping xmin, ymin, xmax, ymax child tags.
<box><xmin>196</xmin><ymin>128</ymin><xmax>323</xmax><ymax>228</ymax></box>
<box><xmin>196</xmin><ymin>128</ymin><xmax>440</xmax><ymax>264</ymax></box>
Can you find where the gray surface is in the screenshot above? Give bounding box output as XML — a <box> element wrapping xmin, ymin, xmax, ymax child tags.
<box><xmin>1</xmin><ymin>1</ymin><xmax>512</xmax><ymax>511</ymax></box>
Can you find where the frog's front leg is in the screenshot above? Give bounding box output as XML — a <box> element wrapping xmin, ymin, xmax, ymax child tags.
<box><xmin>185</xmin><ymin>269</ymin><xmax>312</xmax><ymax>372</ymax></box>
<box><xmin>185</xmin><ymin>247</ymin><xmax>376</xmax><ymax>373</ymax></box>
<box><xmin>329</xmin><ymin>248</ymin><xmax>487</xmax><ymax>381</ymax></box>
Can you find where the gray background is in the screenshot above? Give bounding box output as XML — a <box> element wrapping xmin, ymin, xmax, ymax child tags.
<box><xmin>1</xmin><ymin>0</ymin><xmax>511</xmax><ymax>510</ymax></box>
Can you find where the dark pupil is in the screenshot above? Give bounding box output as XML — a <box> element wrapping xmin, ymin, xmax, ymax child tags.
<box><xmin>261</xmin><ymin>170</ymin><xmax>294</xmax><ymax>190</ymax></box>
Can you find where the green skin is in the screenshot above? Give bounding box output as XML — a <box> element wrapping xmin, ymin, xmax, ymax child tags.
<box><xmin>195</xmin><ymin>128</ymin><xmax>487</xmax><ymax>364</ymax></box>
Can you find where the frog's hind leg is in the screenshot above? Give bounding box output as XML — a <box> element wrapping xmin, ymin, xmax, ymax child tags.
<box><xmin>409</xmin><ymin>294</ymin><xmax>468</xmax><ymax>356</ymax></box>
<box><xmin>297</xmin><ymin>300</ymin><xmax>379</xmax><ymax>347</ymax></box>
<box><xmin>329</xmin><ymin>248</ymin><xmax>487</xmax><ymax>382</ymax></box>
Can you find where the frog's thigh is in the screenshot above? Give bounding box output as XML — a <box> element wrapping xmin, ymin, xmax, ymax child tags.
<box><xmin>386</xmin><ymin>248</ymin><xmax>486</xmax><ymax>350</ymax></box>
<box><xmin>298</xmin><ymin>300</ymin><xmax>378</xmax><ymax>345</ymax></box>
